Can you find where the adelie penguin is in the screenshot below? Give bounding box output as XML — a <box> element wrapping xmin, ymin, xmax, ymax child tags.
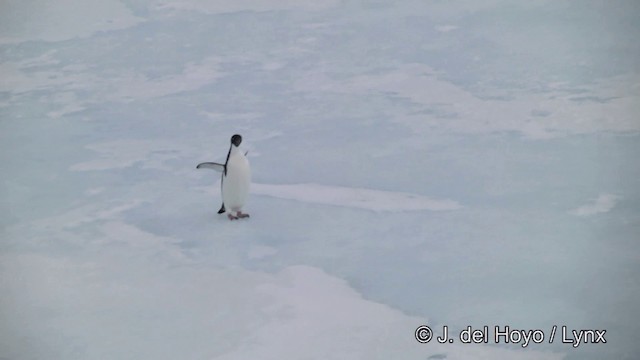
<box><xmin>197</xmin><ymin>134</ymin><xmax>251</xmax><ymax>220</ymax></box>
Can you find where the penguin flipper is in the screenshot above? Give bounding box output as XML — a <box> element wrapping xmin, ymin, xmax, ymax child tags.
<box><xmin>196</xmin><ymin>162</ymin><xmax>225</xmax><ymax>172</ymax></box>
<box><xmin>217</xmin><ymin>203</ymin><xmax>226</xmax><ymax>214</ymax></box>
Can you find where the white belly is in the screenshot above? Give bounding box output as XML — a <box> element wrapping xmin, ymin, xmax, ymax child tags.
<box><xmin>222</xmin><ymin>153</ymin><xmax>250</xmax><ymax>212</ymax></box>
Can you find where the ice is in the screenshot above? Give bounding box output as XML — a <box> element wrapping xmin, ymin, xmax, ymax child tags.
<box><xmin>1</xmin><ymin>1</ymin><xmax>639</xmax><ymax>360</ymax></box>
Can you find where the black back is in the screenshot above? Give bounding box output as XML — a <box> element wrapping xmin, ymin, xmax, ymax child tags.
<box><xmin>223</xmin><ymin>134</ymin><xmax>242</xmax><ymax>175</ymax></box>
<box><xmin>218</xmin><ymin>134</ymin><xmax>243</xmax><ymax>213</ymax></box>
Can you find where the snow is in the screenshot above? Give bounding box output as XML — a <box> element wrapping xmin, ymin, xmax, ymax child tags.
<box><xmin>570</xmin><ymin>194</ymin><xmax>620</xmax><ymax>217</ymax></box>
<box><xmin>0</xmin><ymin>0</ymin><xmax>143</xmax><ymax>43</ymax></box>
<box><xmin>250</xmin><ymin>183</ymin><xmax>462</xmax><ymax>212</ymax></box>
<box><xmin>2</xmin><ymin>1</ymin><xmax>639</xmax><ymax>360</ymax></box>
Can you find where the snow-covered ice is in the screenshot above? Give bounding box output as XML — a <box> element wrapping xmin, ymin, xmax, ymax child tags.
<box><xmin>2</xmin><ymin>1</ymin><xmax>639</xmax><ymax>360</ymax></box>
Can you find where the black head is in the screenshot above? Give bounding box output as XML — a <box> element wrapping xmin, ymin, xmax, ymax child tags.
<box><xmin>231</xmin><ymin>134</ymin><xmax>242</xmax><ymax>147</ymax></box>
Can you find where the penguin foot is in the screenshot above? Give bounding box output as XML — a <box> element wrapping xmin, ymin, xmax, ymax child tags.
<box><xmin>237</xmin><ymin>212</ymin><xmax>250</xmax><ymax>219</ymax></box>
<box><xmin>228</xmin><ymin>214</ymin><xmax>238</xmax><ymax>220</ymax></box>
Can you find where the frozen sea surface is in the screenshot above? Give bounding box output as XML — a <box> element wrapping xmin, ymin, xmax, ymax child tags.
<box><xmin>1</xmin><ymin>1</ymin><xmax>639</xmax><ymax>359</ymax></box>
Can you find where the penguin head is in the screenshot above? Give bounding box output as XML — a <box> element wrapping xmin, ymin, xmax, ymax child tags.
<box><xmin>231</xmin><ymin>134</ymin><xmax>242</xmax><ymax>147</ymax></box>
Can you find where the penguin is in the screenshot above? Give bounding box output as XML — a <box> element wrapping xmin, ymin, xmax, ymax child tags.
<box><xmin>196</xmin><ymin>134</ymin><xmax>251</xmax><ymax>220</ymax></box>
